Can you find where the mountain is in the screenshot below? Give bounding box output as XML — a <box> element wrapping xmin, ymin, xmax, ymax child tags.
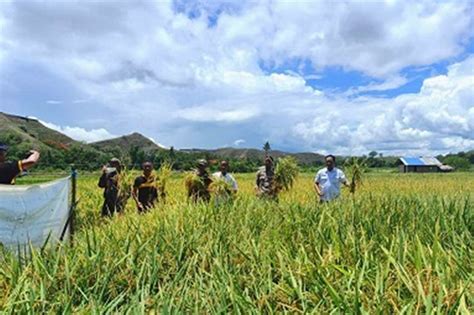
<box><xmin>91</xmin><ymin>132</ymin><xmax>163</xmax><ymax>153</ymax></box>
<box><xmin>0</xmin><ymin>112</ymin><xmax>79</xmax><ymax>150</ymax></box>
<box><xmin>181</xmin><ymin>147</ymin><xmax>325</xmax><ymax>166</ymax></box>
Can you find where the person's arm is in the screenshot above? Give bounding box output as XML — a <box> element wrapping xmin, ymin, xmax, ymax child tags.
<box><xmin>340</xmin><ymin>171</ymin><xmax>350</xmax><ymax>187</ymax></box>
<box><xmin>132</xmin><ymin>180</ymin><xmax>143</xmax><ymax>210</ymax></box>
<box><xmin>255</xmin><ymin>171</ymin><xmax>261</xmax><ymax>192</ymax></box>
<box><xmin>20</xmin><ymin>150</ymin><xmax>40</xmax><ymax>171</ymax></box>
<box><xmin>98</xmin><ymin>166</ymin><xmax>108</xmax><ymax>188</ymax></box>
<box><xmin>314</xmin><ymin>181</ymin><xmax>323</xmax><ymax>197</ymax></box>
<box><xmin>314</xmin><ymin>172</ymin><xmax>323</xmax><ymax>197</ymax></box>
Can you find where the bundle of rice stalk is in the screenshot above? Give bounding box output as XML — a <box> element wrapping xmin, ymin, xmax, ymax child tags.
<box><xmin>117</xmin><ymin>168</ymin><xmax>133</xmax><ymax>210</ymax></box>
<box><xmin>344</xmin><ymin>157</ymin><xmax>367</xmax><ymax>194</ymax></box>
<box><xmin>156</xmin><ymin>162</ymin><xmax>173</xmax><ymax>199</ymax></box>
<box><xmin>209</xmin><ymin>178</ymin><xmax>233</xmax><ymax>197</ymax></box>
<box><xmin>184</xmin><ymin>172</ymin><xmax>205</xmax><ymax>197</ymax></box>
<box><xmin>274</xmin><ymin>156</ymin><xmax>299</xmax><ymax>193</ymax></box>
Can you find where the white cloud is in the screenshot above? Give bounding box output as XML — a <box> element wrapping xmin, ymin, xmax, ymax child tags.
<box><xmin>176</xmin><ymin>106</ymin><xmax>260</xmax><ymax>123</ymax></box>
<box><xmin>147</xmin><ymin>136</ymin><xmax>168</xmax><ymax>149</ymax></box>
<box><xmin>40</xmin><ymin>121</ymin><xmax>117</xmax><ymax>143</ymax></box>
<box><xmin>233</xmin><ymin>139</ymin><xmax>246</xmax><ymax>146</ymax></box>
<box><xmin>0</xmin><ymin>1</ymin><xmax>473</xmax><ymax>154</ymax></box>
<box><xmin>46</xmin><ymin>100</ymin><xmax>62</xmax><ymax>104</ymax></box>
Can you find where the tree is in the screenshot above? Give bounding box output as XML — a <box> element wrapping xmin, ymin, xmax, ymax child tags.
<box><xmin>443</xmin><ymin>156</ymin><xmax>470</xmax><ymax>171</ymax></box>
<box><xmin>263</xmin><ymin>142</ymin><xmax>271</xmax><ymax>155</ymax></box>
<box><xmin>369</xmin><ymin>151</ymin><xmax>378</xmax><ymax>159</ymax></box>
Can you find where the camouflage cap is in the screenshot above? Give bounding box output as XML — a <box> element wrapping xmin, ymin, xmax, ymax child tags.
<box><xmin>109</xmin><ymin>157</ymin><xmax>122</xmax><ymax>165</ymax></box>
<box><xmin>197</xmin><ymin>159</ymin><xmax>208</xmax><ymax>167</ymax></box>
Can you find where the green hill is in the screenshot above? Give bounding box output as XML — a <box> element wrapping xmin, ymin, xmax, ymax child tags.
<box><xmin>182</xmin><ymin>147</ymin><xmax>325</xmax><ymax>166</ymax></box>
<box><xmin>0</xmin><ymin>112</ymin><xmax>109</xmax><ymax>170</ymax></box>
<box><xmin>91</xmin><ymin>132</ymin><xmax>162</xmax><ymax>154</ymax></box>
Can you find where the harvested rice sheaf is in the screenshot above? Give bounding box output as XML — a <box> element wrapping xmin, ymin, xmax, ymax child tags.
<box><xmin>157</xmin><ymin>162</ymin><xmax>173</xmax><ymax>198</ymax></box>
<box><xmin>274</xmin><ymin>157</ymin><xmax>299</xmax><ymax>192</ymax></box>
<box><xmin>184</xmin><ymin>172</ymin><xmax>205</xmax><ymax>194</ymax></box>
<box><xmin>344</xmin><ymin>157</ymin><xmax>368</xmax><ymax>194</ymax></box>
<box><xmin>209</xmin><ymin>178</ymin><xmax>233</xmax><ymax>196</ymax></box>
<box><xmin>117</xmin><ymin>168</ymin><xmax>134</xmax><ymax>210</ymax></box>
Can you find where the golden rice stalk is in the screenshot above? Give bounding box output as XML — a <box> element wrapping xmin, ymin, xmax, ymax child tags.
<box><xmin>344</xmin><ymin>157</ymin><xmax>368</xmax><ymax>194</ymax></box>
<box><xmin>209</xmin><ymin>178</ymin><xmax>233</xmax><ymax>196</ymax></box>
<box><xmin>274</xmin><ymin>156</ymin><xmax>299</xmax><ymax>192</ymax></box>
<box><xmin>157</xmin><ymin>162</ymin><xmax>173</xmax><ymax>199</ymax></box>
<box><xmin>184</xmin><ymin>172</ymin><xmax>205</xmax><ymax>196</ymax></box>
<box><xmin>117</xmin><ymin>167</ymin><xmax>133</xmax><ymax>211</ymax></box>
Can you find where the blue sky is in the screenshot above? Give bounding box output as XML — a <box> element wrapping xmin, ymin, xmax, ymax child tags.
<box><xmin>0</xmin><ymin>0</ymin><xmax>473</xmax><ymax>155</ymax></box>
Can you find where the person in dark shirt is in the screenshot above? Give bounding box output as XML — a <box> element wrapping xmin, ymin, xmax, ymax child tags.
<box><xmin>132</xmin><ymin>161</ymin><xmax>158</xmax><ymax>213</ymax></box>
<box><xmin>0</xmin><ymin>143</ymin><xmax>40</xmax><ymax>185</ymax></box>
<box><xmin>98</xmin><ymin>158</ymin><xmax>122</xmax><ymax>217</ymax></box>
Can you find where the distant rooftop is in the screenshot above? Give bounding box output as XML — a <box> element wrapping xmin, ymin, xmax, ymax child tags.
<box><xmin>399</xmin><ymin>157</ymin><xmax>442</xmax><ymax>166</ymax></box>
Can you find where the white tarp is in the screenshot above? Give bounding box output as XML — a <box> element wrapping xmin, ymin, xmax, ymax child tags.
<box><xmin>0</xmin><ymin>177</ymin><xmax>71</xmax><ymax>249</ymax></box>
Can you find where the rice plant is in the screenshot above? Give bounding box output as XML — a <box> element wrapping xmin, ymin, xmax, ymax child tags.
<box><xmin>1</xmin><ymin>172</ymin><xmax>472</xmax><ymax>313</ymax></box>
<box><xmin>344</xmin><ymin>157</ymin><xmax>368</xmax><ymax>194</ymax></box>
<box><xmin>156</xmin><ymin>162</ymin><xmax>173</xmax><ymax>200</ymax></box>
<box><xmin>274</xmin><ymin>156</ymin><xmax>299</xmax><ymax>193</ymax></box>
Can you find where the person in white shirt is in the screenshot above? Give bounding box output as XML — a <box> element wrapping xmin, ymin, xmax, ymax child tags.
<box><xmin>314</xmin><ymin>155</ymin><xmax>350</xmax><ymax>202</ymax></box>
<box><xmin>212</xmin><ymin>160</ymin><xmax>238</xmax><ymax>193</ymax></box>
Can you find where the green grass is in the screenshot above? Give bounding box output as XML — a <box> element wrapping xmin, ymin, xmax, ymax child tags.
<box><xmin>1</xmin><ymin>173</ymin><xmax>473</xmax><ymax>313</ymax></box>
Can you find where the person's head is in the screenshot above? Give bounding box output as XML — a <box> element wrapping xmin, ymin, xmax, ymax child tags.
<box><xmin>197</xmin><ymin>159</ymin><xmax>208</xmax><ymax>171</ymax></box>
<box><xmin>0</xmin><ymin>143</ymin><xmax>7</xmax><ymax>163</ymax></box>
<box><xmin>142</xmin><ymin>161</ymin><xmax>154</xmax><ymax>176</ymax></box>
<box><xmin>109</xmin><ymin>158</ymin><xmax>122</xmax><ymax>171</ymax></box>
<box><xmin>264</xmin><ymin>156</ymin><xmax>274</xmax><ymax>168</ymax></box>
<box><xmin>325</xmin><ymin>154</ymin><xmax>336</xmax><ymax>170</ymax></box>
<box><xmin>220</xmin><ymin>160</ymin><xmax>229</xmax><ymax>174</ymax></box>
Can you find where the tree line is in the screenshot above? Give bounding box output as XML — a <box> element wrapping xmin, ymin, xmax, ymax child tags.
<box><xmin>1</xmin><ymin>132</ymin><xmax>472</xmax><ymax>172</ymax></box>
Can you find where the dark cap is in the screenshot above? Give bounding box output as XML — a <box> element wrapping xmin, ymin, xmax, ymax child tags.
<box><xmin>0</xmin><ymin>143</ymin><xmax>8</xmax><ymax>151</ymax></box>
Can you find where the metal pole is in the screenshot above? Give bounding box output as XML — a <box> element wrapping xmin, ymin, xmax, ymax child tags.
<box><xmin>70</xmin><ymin>166</ymin><xmax>77</xmax><ymax>245</ymax></box>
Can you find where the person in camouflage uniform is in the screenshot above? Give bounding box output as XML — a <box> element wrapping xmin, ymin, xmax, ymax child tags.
<box><xmin>188</xmin><ymin>159</ymin><xmax>213</xmax><ymax>202</ymax></box>
<box><xmin>98</xmin><ymin>158</ymin><xmax>123</xmax><ymax>217</ymax></box>
<box><xmin>255</xmin><ymin>156</ymin><xmax>277</xmax><ymax>200</ymax></box>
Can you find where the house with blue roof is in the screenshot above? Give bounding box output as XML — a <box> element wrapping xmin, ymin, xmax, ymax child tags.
<box><xmin>397</xmin><ymin>157</ymin><xmax>452</xmax><ymax>173</ymax></box>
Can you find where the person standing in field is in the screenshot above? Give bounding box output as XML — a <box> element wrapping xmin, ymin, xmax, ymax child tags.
<box><xmin>314</xmin><ymin>155</ymin><xmax>350</xmax><ymax>203</ymax></box>
<box><xmin>0</xmin><ymin>143</ymin><xmax>40</xmax><ymax>185</ymax></box>
<box><xmin>132</xmin><ymin>161</ymin><xmax>158</xmax><ymax>213</ymax></box>
<box><xmin>255</xmin><ymin>156</ymin><xmax>277</xmax><ymax>199</ymax></box>
<box><xmin>98</xmin><ymin>158</ymin><xmax>123</xmax><ymax>217</ymax></box>
<box><xmin>212</xmin><ymin>160</ymin><xmax>238</xmax><ymax>193</ymax></box>
<box><xmin>188</xmin><ymin>159</ymin><xmax>213</xmax><ymax>202</ymax></box>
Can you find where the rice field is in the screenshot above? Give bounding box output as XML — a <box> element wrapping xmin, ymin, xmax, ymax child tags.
<box><xmin>1</xmin><ymin>172</ymin><xmax>473</xmax><ymax>313</ymax></box>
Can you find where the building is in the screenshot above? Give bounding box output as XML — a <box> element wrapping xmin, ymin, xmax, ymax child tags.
<box><xmin>397</xmin><ymin>157</ymin><xmax>451</xmax><ymax>173</ymax></box>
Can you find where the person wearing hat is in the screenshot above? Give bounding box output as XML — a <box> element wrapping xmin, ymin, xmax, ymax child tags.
<box><xmin>132</xmin><ymin>161</ymin><xmax>158</xmax><ymax>213</ymax></box>
<box><xmin>188</xmin><ymin>159</ymin><xmax>213</xmax><ymax>202</ymax></box>
<box><xmin>255</xmin><ymin>155</ymin><xmax>277</xmax><ymax>199</ymax></box>
<box><xmin>98</xmin><ymin>158</ymin><xmax>123</xmax><ymax>217</ymax></box>
<box><xmin>0</xmin><ymin>143</ymin><xmax>40</xmax><ymax>185</ymax></box>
